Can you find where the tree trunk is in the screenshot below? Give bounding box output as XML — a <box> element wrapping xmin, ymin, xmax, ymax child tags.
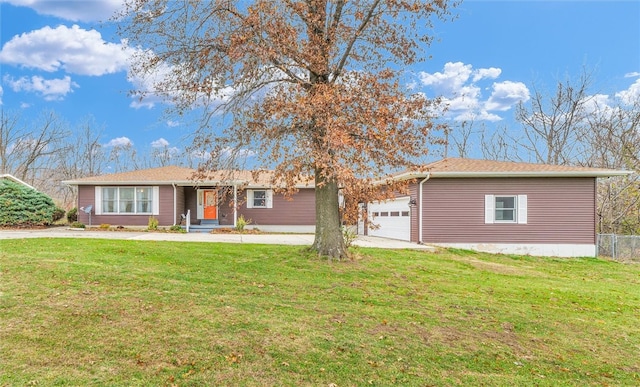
<box><xmin>311</xmin><ymin>170</ymin><xmax>347</xmax><ymax>259</ymax></box>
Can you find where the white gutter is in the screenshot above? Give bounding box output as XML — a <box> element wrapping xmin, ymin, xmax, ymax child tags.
<box><xmin>172</xmin><ymin>183</ymin><xmax>177</xmax><ymax>226</ymax></box>
<box><xmin>1</xmin><ymin>174</ymin><xmax>36</xmax><ymax>190</ymax></box>
<box><xmin>418</xmin><ymin>173</ymin><xmax>431</xmax><ymax>244</ymax></box>
<box><xmin>393</xmin><ymin>170</ymin><xmax>633</xmax><ymax>181</ymax></box>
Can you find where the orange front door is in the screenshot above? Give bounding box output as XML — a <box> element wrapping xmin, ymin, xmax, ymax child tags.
<box><xmin>204</xmin><ymin>190</ymin><xmax>217</xmax><ymax>219</ymax></box>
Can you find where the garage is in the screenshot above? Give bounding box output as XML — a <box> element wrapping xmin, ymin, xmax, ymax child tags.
<box><xmin>365</xmin><ymin>196</ymin><xmax>411</xmax><ymax>241</ymax></box>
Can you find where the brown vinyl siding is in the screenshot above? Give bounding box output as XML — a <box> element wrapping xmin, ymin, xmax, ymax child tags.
<box><xmin>183</xmin><ymin>187</ymin><xmax>199</xmax><ymax>224</ymax></box>
<box><xmin>418</xmin><ymin>177</ymin><xmax>596</xmax><ymax>244</ymax></box>
<box><xmin>182</xmin><ymin>187</ymin><xmax>315</xmax><ymax>226</ymax></box>
<box><xmin>409</xmin><ymin>184</ymin><xmax>419</xmax><ymax>242</ymax></box>
<box><xmin>77</xmin><ymin>185</ymin><xmax>176</xmax><ymax>226</ymax></box>
<box><xmin>175</xmin><ymin>186</ymin><xmax>185</xmax><ymax>224</ymax></box>
<box><xmin>236</xmin><ymin>188</ymin><xmax>315</xmax><ymax>226</ymax></box>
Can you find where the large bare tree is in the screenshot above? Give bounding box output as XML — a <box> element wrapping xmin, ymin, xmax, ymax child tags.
<box><xmin>0</xmin><ymin>109</ymin><xmax>69</xmax><ymax>183</ymax></box>
<box><xmin>515</xmin><ymin>72</ymin><xmax>592</xmax><ymax>165</ymax></box>
<box><xmin>119</xmin><ymin>0</ymin><xmax>456</xmax><ymax>258</ymax></box>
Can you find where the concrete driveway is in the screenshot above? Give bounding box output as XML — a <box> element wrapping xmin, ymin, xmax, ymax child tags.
<box><xmin>0</xmin><ymin>227</ymin><xmax>434</xmax><ymax>250</ymax></box>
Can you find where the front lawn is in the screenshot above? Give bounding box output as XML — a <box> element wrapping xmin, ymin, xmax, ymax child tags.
<box><xmin>0</xmin><ymin>239</ymin><xmax>639</xmax><ymax>386</ymax></box>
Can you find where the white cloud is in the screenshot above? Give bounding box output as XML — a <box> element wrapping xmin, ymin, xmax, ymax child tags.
<box><xmin>454</xmin><ymin>110</ymin><xmax>503</xmax><ymax>123</ymax></box>
<box><xmin>418</xmin><ymin>62</ymin><xmax>530</xmax><ymax>122</ymax></box>
<box><xmin>223</xmin><ymin>147</ymin><xmax>256</xmax><ymax>158</ymax></box>
<box><xmin>615</xmin><ymin>78</ymin><xmax>640</xmax><ymax>105</ymax></box>
<box><xmin>473</xmin><ymin>67</ymin><xmax>501</xmax><ymax>82</ymax></box>
<box><xmin>0</xmin><ymin>24</ymin><xmax>132</xmax><ymax>76</ymax></box>
<box><xmin>151</xmin><ymin>138</ymin><xmax>170</xmax><ymax>148</ymax></box>
<box><xmin>20</xmin><ymin>102</ymin><xmax>30</xmax><ymax>108</ymax></box>
<box><xmin>2</xmin><ymin>0</ymin><xmax>123</xmax><ymax>22</ymax></box>
<box><xmin>167</xmin><ymin>120</ymin><xmax>180</xmax><ymax>127</ymax></box>
<box><xmin>419</xmin><ymin>62</ymin><xmax>473</xmax><ymax>95</ymax></box>
<box><xmin>3</xmin><ymin>74</ymin><xmax>78</xmax><ymax>100</ymax></box>
<box><xmin>624</xmin><ymin>72</ymin><xmax>640</xmax><ymax>78</ymax></box>
<box><xmin>105</xmin><ymin>136</ymin><xmax>133</xmax><ymax>147</ymax></box>
<box><xmin>485</xmin><ymin>81</ymin><xmax>530</xmax><ymax>111</ymax></box>
<box><xmin>581</xmin><ymin>93</ymin><xmax>613</xmax><ymax>115</ymax></box>
<box><xmin>126</xmin><ymin>53</ymin><xmax>237</xmax><ymax>110</ymax></box>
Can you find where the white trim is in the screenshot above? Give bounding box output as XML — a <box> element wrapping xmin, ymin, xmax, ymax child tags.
<box><xmin>246</xmin><ymin>189</ymin><xmax>254</xmax><ymax>209</ymax></box>
<box><xmin>152</xmin><ymin>186</ymin><xmax>160</xmax><ymax>215</ymax></box>
<box><xmin>393</xmin><ymin>170</ymin><xmax>633</xmax><ymax>181</ymax></box>
<box><xmin>172</xmin><ymin>183</ymin><xmax>177</xmax><ymax>225</ymax></box>
<box><xmin>233</xmin><ymin>184</ymin><xmax>238</xmax><ymax>228</ymax></box>
<box><xmin>485</xmin><ymin>195</ymin><xmax>526</xmax><ymax>224</ymax></box>
<box><xmin>97</xmin><ymin>186</ymin><xmax>157</xmax><ymax>215</ymax></box>
<box><xmin>517</xmin><ymin>194</ymin><xmax>528</xmax><ymax>224</ymax></box>
<box><xmin>430</xmin><ymin>242</ymin><xmax>596</xmax><ymax>258</ymax></box>
<box><xmin>197</xmin><ymin>189</ymin><xmax>204</xmax><ymax>218</ymax></box>
<box><xmin>94</xmin><ymin>186</ymin><xmax>102</xmax><ymax>215</ymax></box>
<box><xmin>484</xmin><ymin>194</ymin><xmax>494</xmax><ymax>224</ymax></box>
<box><xmin>265</xmin><ymin>189</ymin><xmax>273</xmax><ymax>208</ymax></box>
<box><xmin>247</xmin><ymin>189</ymin><xmax>272</xmax><ymax>209</ymax></box>
<box><xmin>418</xmin><ymin>174</ymin><xmax>430</xmax><ymax>243</ymax></box>
<box><xmin>494</xmin><ymin>195</ymin><xmax>517</xmax><ymax>223</ymax></box>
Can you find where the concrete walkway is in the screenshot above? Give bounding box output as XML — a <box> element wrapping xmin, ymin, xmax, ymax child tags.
<box><xmin>0</xmin><ymin>227</ymin><xmax>434</xmax><ymax>250</ymax></box>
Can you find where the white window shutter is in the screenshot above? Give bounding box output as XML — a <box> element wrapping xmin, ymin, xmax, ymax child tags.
<box><xmin>517</xmin><ymin>194</ymin><xmax>528</xmax><ymax>224</ymax></box>
<box><xmin>266</xmin><ymin>189</ymin><xmax>273</xmax><ymax>208</ymax></box>
<box><xmin>485</xmin><ymin>195</ymin><xmax>494</xmax><ymax>224</ymax></box>
<box><xmin>94</xmin><ymin>186</ymin><xmax>102</xmax><ymax>215</ymax></box>
<box><xmin>247</xmin><ymin>190</ymin><xmax>254</xmax><ymax>208</ymax></box>
<box><xmin>152</xmin><ymin>186</ymin><xmax>160</xmax><ymax>215</ymax></box>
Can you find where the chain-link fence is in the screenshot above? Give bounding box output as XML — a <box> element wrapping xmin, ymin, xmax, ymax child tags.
<box><xmin>597</xmin><ymin>234</ymin><xmax>640</xmax><ymax>262</ymax></box>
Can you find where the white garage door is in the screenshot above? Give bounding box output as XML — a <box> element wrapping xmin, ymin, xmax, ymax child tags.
<box><xmin>367</xmin><ymin>197</ymin><xmax>411</xmax><ymax>241</ymax></box>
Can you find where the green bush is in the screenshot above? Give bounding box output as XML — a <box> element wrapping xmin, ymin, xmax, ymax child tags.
<box><xmin>169</xmin><ymin>224</ymin><xmax>186</xmax><ymax>233</ymax></box>
<box><xmin>67</xmin><ymin>207</ymin><xmax>78</xmax><ymax>223</ymax></box>
<box><xmin>52</xmin><ymin>207</ymin><xmax>66</xmax><ymax>222</ymax></box>
<box><xmin>235</xmin><ymin>214</ymin><xmax>251</xmax><ymax>232</ymax></box>
<box><xmin>148</xmin><ymin>216</ymin><xmax>159</xmax><ymax>231</ymax></box>
<box><xmin>0</xmin><ymin>180</ymin><xmax>59</xmax><ymax>226</ymax></box>
<box><xmin>70</xmin><ymin>221</ymin><xmax>85</xmax><ymax>229</ymax></box>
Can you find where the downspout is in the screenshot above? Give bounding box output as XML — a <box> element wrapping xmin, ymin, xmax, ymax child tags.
<box><xmin>172</xmin><ymin>183</ymin><xmax>177</xmax><ymax>226</ymax></box>
<box><xmin>418</xmin><ymin>173</ymin><xmax>431</xmax><ymax>244</ymax></box>
<box><xmin>233</xmin><ymin>184</ymin><xmax>238</xmax><ymax>228</ymax></box>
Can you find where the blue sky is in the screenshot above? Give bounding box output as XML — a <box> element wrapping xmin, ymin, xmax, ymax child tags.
<box><xmin>1</xmin><ymin>0</ymin><xmax>639</xmax><ymax>164</ymax></box>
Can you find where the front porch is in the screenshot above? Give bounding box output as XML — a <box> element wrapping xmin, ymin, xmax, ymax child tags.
<box><xmin>180</xmin><ymin>186</ymin><xmax>239</xmax><ymax>232</ymax></box>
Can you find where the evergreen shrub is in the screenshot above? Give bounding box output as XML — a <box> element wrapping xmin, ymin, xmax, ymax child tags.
<box><xmin>67</xmin><ymin>207</ymin><xmax>78</xmax><ymax>223</ymax></box>
<box><xmin>0</xmin><ymin>180</ymin><xmax>59</xmax><ymax>226</ymax></box>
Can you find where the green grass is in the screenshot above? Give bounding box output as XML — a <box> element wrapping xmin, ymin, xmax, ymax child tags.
<box><xmin>1</xmin><ymin>238</ymin><xmax>639</xmax><ymax>386</ymax></box>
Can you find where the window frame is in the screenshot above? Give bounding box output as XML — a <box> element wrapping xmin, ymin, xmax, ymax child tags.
<box><xmin>494</xmin><ymin>195</ymin><xmax>517</xmax><ymax>223</ymax></box>
<box><xmin>485</xmin><ymin>194</ymin><xmax>527</xmax><ymax>225</ymax></box>
<box><xmin>95</xmin><ymin>186</ymin><xmax>158</xmax><ymax>215</ymax></box>
<box><xmin>252</xmin><ymin>189</ymin><xmax>267</xmax><ymax>208</ymax></box>
<box><xmin>246</xmin><ymin>189</ymin><xmax>273</xmax><ymax>209</ymax></box>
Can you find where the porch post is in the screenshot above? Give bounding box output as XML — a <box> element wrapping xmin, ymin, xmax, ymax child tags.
<box><xmin>233</xmin><ymin>184</ymin><xmax>238</xmax><ymax>228</ymax></box>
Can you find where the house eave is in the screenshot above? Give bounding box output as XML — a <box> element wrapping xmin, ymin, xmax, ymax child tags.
<box><xmin>1</xmin><ymin>174</ymin><xmax>36</xmax><ymax>190</ymax></box>
<box><xmin>392</xmin><ymin>170</ymin><xmax>634</xmax><ymax>180</ymax></box>
<box><xmin>63</xmin><ymin>179</ymin><xmax>314</xmax><ymax>188</ymax></box>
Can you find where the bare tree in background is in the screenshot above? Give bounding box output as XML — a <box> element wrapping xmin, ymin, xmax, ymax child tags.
<box><xmin>582</xmin><ymin>97</ymin><xmax>640</xmax><ymax>234</ymax></box>
<box><xmin>479</xmin><ymin>124</ymin><xmax>522</xmax><ymax>162</ymax></box>
<box><xmin>0</xmin><ymin>109</ymin><xmax>69</xmax><ymax>184</ymax></box>
<box><xmin>54</xmin><ymin>117</ymin><xmax>109</xmax><ymax>208</ymax></box>
<box><xmin>516</xmin><ymin>72</ymin><xmax>592</xmax><ymax>165</ymax></box>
